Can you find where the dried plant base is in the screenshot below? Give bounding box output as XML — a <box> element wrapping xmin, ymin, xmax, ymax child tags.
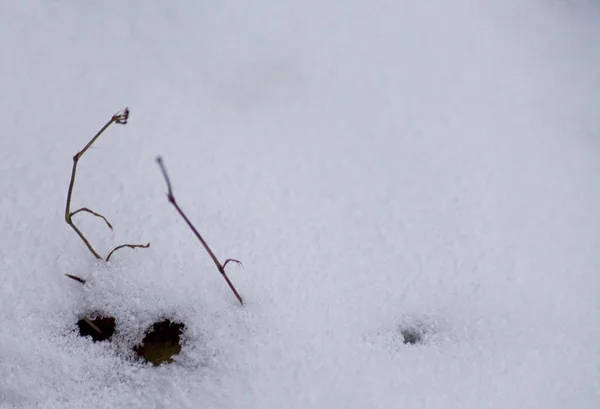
<box><xmin>134</xmin><ymin>319</ymin><xmax>185</xmax><ymax>366</ymax></box>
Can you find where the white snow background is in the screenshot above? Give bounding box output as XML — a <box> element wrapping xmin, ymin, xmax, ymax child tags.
<box><xmin>1</xmin><ymin>0</ymin><xmax>599</xmax><ymax>408</ymax></box>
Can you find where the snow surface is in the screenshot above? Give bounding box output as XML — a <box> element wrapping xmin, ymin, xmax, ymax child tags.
<box><xmin>1</xmin><ymin>0</ymin><xmax>600</xmax><ymax>408</ymax></box>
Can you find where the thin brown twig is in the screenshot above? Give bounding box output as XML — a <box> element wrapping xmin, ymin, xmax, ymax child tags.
<box><xmin>65</xmin><ymin>274</ymin><xmax>86</xmax><ymax>284</ymax></box>
<box><xmin>156</xmin><ymin>156</ymin><xmax>244</xmax><ymax>305</ymax></box>
<box><xmin>106</xmin><ymin>242</ymin><xmax>151</xmax><ymax>262</ymax></box>
<box><xmin>223</xmin><ymin>259</ymin><xmax>243</xmax><ymax>269</ymax></box>
<box><xmin>65</xmin><ymin>108</ymin><xmax>129</xmax><ymax>259</ymax></box>
<box><xmin>70</xmin><ymin>207</ymin><xmax>113</xmax><ymax>230</ymax></box>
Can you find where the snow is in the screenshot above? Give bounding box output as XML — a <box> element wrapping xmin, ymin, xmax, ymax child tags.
<box><xmin>1</xmin><ymin>0</ymin><xmax>600</xmax><ymax>408</ymax></box>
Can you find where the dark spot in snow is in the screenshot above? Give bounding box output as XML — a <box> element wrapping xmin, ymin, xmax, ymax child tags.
<box><xmin>134</xmin><ymin>319</ymin><xmax>185</xmax><ymax>366</ymax></box>
<box><xmin>398</xmin><ymin>315</ymin><xmax>440</xmax><ymax>345</ymax></box>
<box><xmin>400</xmin><ymin>328</ymin><xmax>422</xmax><ymax>345</ymax></box>
<box><xmin>77</xmin><ymin>315</ymin><xmax>116</xmax><ymax>342</ymax></box>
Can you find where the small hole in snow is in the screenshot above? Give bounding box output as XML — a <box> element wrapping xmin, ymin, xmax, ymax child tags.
<box><xmin>76</xmin><ymin>315</ymin><xmax>116</xmax><ymax>342</ymax></box>
<box><xmin>400</xmin><ymin>328</ymin><xmax>422</xmax><ymax>345</ymax></box>
<box><xmin>398</xmin><ymin>316</ymin><xmax>440</xmax><ymax>345</ymax></box>
<box><xmin>134</xmin><ymin>319</ymin><xmax>185</xmax><ymax>366</ymax></box>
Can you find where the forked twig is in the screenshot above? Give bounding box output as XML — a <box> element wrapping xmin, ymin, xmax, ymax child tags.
<box><xmin>156</xmin><ymin>156</ymin><xmax>244</xmax><ymax>305</ymax></box>
<box><xmin>64</xmin><ymin>108</ymin><xmax>149</xmax><ymax>260</ymax></box>
<box><xmin>64</xmin><ymin>108</ymin><xmax>128</xmax><ymax>259</ymax></box>
<box><xmin>106</xmin><ymin>242</ymin><xmax>151</xmax><ymax>262</ymax></box>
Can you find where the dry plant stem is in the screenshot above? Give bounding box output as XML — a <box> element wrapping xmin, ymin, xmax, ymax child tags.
<box><xmin>106</xmin><ymin>242</ymin><xmax>151</xmax><ymax>262</ymax></box>
<box><xmin>64</xmin><ymin>108</ymin><xmax>149</xmax><ymax>260</ymax></box>
<box><xmin>65</xmin><ymin>109</ymin><xmax>128</xmax><ymax>259</ymax></box>
<box><xmin>156</xmin><ymin>156</ymin><xmax>244</xmax><ymax>305</ymax></box>
<box><xmin>65</xmin><ymin>112</ymin><xmax>124</xmax><ymax>259</ymax></box>
<box><xmin>65</xmin><ymin>274</ymin><xmax>86</xmax><ymax>284</ymax></box>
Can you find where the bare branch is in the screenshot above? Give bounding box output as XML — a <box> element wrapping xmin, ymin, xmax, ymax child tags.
<box><xmin>64</xmin><ymin>107</ymin><xmax>130</xmax><ymax>259</ymax></box>
<box><xmin>106</xmin><ymin>242</ymin><xmax>151</xmax><ymax>262</ymax></box>
<box><xmin>156</xmin><ymin>156</ymin><xmax>244</xmax><ymax>305</ymax></box>
<box><xmin>70</xmin><ymin>207</ymin><xmax>113</xmax><ymax>230</ymax></box>
<box><xmin>64</xmin><ymin>108</ymin><xmax>148</xmax><ymax>261</ymax></box>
